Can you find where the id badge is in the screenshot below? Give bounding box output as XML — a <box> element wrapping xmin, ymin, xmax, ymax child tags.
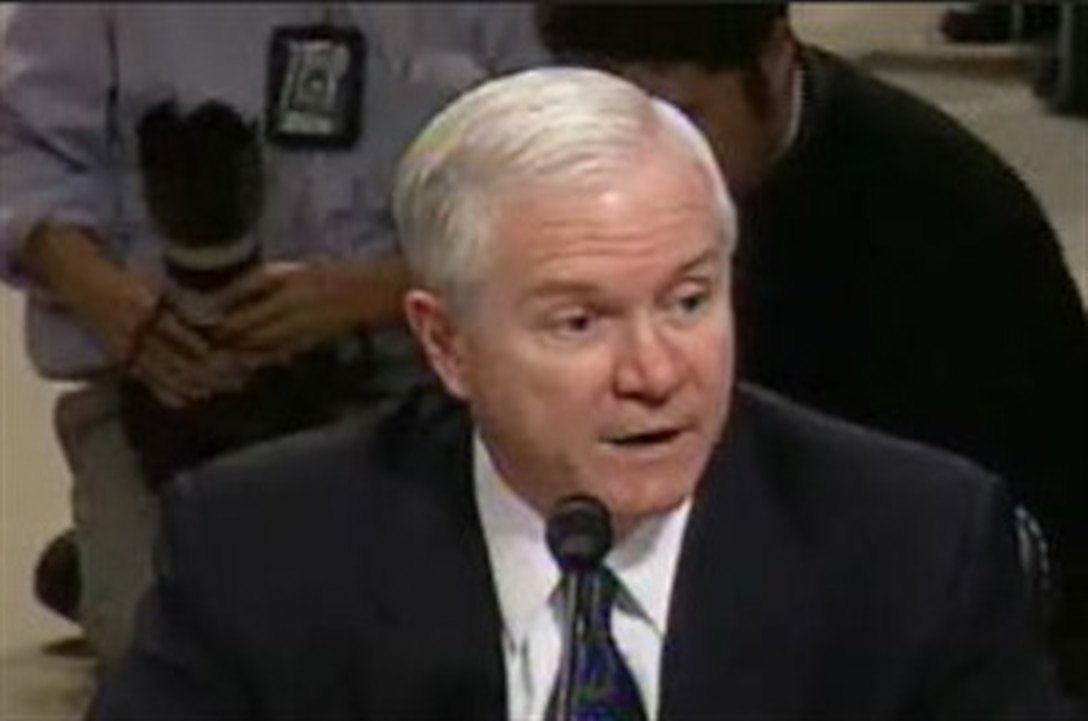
<box><xmin>266</xmin><ymin>25</ymin><xmax>365</xmax><ymax>149</ymax></box>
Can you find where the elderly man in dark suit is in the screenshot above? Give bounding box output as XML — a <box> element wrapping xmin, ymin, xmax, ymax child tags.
<box><xmin>89</xmin><ymin>67</ymin><xmax>1079</xmax><ymax>720</ymax></box>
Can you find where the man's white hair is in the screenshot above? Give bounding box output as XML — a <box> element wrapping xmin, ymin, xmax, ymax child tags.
<box><xmin>393</xmin><ymin>66</ymin><xmax>737</xmax><ymax>311</ymax></box>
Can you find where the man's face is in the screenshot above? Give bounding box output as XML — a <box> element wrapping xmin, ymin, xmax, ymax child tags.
<box><xmin>409</xmin><ymin>142</ymin><xmax>735</xmax><ymax>531</ymax></box>
<box><xmin>613</xmin><ymin>63</ymin><xmax>778</xmax><ymax>198</ymax></box>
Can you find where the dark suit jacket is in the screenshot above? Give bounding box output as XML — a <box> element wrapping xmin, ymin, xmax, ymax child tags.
<box><xmin>89</xmin><ymin>385</ymin><xmax>1079</xmax><ymax>720</ymax></box>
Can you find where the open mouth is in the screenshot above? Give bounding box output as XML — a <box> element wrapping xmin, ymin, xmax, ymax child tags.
<box><xmin>605</xmin><ymin>428</ymin><xmax>683</xmax><ymax>447</ymax></box>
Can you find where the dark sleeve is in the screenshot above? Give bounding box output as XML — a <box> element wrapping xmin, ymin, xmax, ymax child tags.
<box><xmin>86</xmin><ymin>477</ymin><xmax>255</xmax><ymax>721</ymax></box>
<box><xmin>917</xmin><ymin>475</ymin><xmax>1083</xmax><ymax>720</ymax></box>
<box><xmin>938</xmin><ymin>176</ymin><xmax>1088</xmax><ymax>502</ymax></box>
<box><xmin>836</xmin><ymin>59</ymin><xmax>1088</xmax><ymax>536</ymax></box>
<box><xmin>917</xmin><ymin>167</ymin><xmax>1088</xmax><ymax>637</ymax></box>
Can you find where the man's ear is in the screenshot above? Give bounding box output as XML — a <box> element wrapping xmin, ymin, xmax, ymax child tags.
<box><xmin>403</xmin><ymin>289</ymin><xmax>471</xmax><ymax>400</ymax></box>
<box><xmin>760</xmin><ymin>18</ymin><xmax>797</xmax><ymax>99</ymax></box>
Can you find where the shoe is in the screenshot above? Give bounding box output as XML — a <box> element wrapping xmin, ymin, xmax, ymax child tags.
<box><xmin>940</xmin><ymin>3</ymin><xmax>1059</xmax><ymax>45</ymax></box>
<box><xmin>33</xmin><ymin>529</ymin><xmax>81</xmax><ymax>623</ymax></box>
<box><xmin>940</xmin><ymin>4</ymin><xmax>1015</xmax><ymax>44</ymax></box>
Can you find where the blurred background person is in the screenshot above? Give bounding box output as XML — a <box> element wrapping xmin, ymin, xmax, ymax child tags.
<box><xmin>537</xmin><ymin>2</ymin><xmax>1088</xmax><ymax>696</ymax></box>
<box><xmin>0</xmin><ymin>2</ymin><xmax>544</xmax><ymax>672</ymax></box>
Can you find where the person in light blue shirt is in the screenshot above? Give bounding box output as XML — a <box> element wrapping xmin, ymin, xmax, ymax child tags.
<box><xmin>0</xmin><ymin>2</ymin><xmax>546</xmax><ymax>671</ymax></box>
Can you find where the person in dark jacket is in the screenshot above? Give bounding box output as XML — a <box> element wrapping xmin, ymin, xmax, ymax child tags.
<box><xmin>537</xmin><ymin>3</ymin><xmax>1088</xmax><ymax>696</ymax></box>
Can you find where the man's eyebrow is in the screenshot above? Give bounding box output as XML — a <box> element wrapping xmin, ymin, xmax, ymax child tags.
<box><xmin>523</xmin><ymin>279</ymin><xmax>601</xmax><ymax>305</ymax></box>
<box><xmin>521</xmin><ymin>246</ymin><xmax>724</xmax><ymax>305</ymax></box>
<box><xmin>671</xmin><ymin>247</ymin><xmax>723</xmax><ymax>281</ymax></box>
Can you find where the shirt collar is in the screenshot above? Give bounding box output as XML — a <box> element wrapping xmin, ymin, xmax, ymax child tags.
<box><xmin>609</xmin><ymin>495</ymin><xmax>691</xmax><ymax>637</ymax></box>
<box><xmin>474</xmin><ymin>433</ymin><xmax>558</xmax><ymax>651</ymax></box>
<box><xmin>771</xmin><ymin>61</ymin><xmax>805</xmax><ymax>165</ymax></box>
<box><xmin>474</xmin><ymin>433</ymin><xmax>692</xmax><ymax>646</ymax></box>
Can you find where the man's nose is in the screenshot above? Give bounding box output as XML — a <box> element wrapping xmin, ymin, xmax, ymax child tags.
<box><xmin>612</xmin><ymin>320</ymin><xmax>686</xmax><ymax>403</ymax></box>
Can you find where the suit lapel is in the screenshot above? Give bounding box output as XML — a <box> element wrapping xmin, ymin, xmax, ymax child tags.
<box><xmin>659</xmin><ymin>390</ymin><xmax>828</xmax><ymax>720</ymax></box>
<box><xmin>342</xmin><ymin>389</ymin><xmax>833</xmax><ymax>719</ymax></box>
<box><xmin>352</xmin><ymin>396</ymin><xmax>507</xmax><ymax>720</ymax></box>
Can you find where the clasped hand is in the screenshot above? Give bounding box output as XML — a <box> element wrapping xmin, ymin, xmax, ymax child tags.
<box><xmin>128</xmin><ymin>261</ymin><xmax>354</xmax><ymax>407</ymax></box>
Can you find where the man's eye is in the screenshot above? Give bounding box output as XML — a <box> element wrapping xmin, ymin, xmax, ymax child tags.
<box><xmin>679</xmin><ymin>291</ymin><xmax>707</xmax><ymax>313</ymax></box>
<box><xmin>671</xmin><ymin>287</ymin><xmax>711</xmax><ymax>317</ymax></box>
<box><xmin>541</xmin><ymin>308</ymin><xmax>602</xmax><ymax>342</ymax></box>
<box><xmin>555</xmin><ymin>312</ymin><xmax>595</xmax><ymax>335</ymax></box>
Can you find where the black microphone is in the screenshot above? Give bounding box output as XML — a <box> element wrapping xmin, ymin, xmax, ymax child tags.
<box><xmin>137</xmin><ymin>99</ymin><xmax>264</xmax><ymax>332</ymax></box>
<box><xmin>546</xmin><ymin>494</ymin><xmax>614</xmax><ymax>721</ymax></box>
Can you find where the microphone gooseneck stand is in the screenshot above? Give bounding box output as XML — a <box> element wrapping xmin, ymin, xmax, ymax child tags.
<box><xmin>545</xmin><ymin>494</ymin><xmax>614</xmax><ymax>721</ymax></box>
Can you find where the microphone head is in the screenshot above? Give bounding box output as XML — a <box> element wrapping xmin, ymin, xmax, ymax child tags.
<box><xmin>546</xmin><ymin>495</ymin><xmax>613</xmax><ymax>573</ymax></box>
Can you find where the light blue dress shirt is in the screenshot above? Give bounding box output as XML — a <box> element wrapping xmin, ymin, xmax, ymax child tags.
<box><xmin>0</xmin><ymin>3</ymin><xmax>546</xmax><ymax>378</ymax></box>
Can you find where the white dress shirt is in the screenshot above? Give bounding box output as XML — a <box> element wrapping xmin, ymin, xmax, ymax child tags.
<box><xmin>474</xmin><ymin>435</ymin><xmax>692</xmax><ymax>721</ymax></box>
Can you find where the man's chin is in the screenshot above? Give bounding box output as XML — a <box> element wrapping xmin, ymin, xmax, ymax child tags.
<box><xmin>595</xmin><ymin>476</ymin><xmax>698</xmax><ymax>535</ymax></box>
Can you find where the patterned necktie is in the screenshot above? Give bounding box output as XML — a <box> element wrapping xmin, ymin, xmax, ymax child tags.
<box><xmin>546</xmin><ymin>567</ymin><xmax>648</xmax><ymax>721</ymax></box>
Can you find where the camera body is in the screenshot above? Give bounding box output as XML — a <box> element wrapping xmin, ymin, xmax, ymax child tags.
<box><xmin>128</xmin><ymin>100</ymin><xmax>347</xmax><ymax>488</ymax></box>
